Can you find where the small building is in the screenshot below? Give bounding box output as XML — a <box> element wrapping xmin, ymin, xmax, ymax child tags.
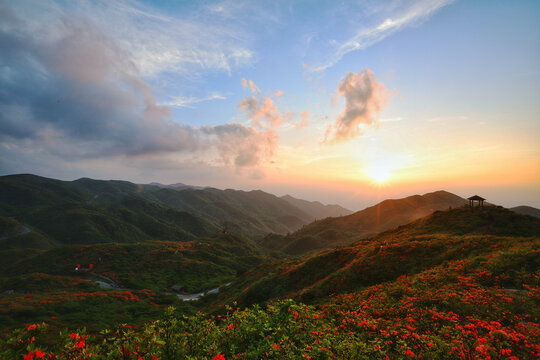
<box><xmin>468</xmin><ymin>195</ymin><xmax>486</xmax><ymax>207</ymax></box>
<box><xmin>75</xmin><ymin>263</ymin><xmax>94</xmax><ymax>272</ymax></box>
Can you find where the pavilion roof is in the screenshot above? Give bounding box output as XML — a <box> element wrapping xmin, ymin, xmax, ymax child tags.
<box><xmin>467</xmin><ymin>195</ymin><xmax>486</xmax><ymax>201</ymax></box>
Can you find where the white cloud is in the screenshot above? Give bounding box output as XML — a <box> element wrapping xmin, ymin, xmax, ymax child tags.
<box><xmin>164</xmin><ymin>94</ymin><xmax>227</xmax><ymax>108</ymax></box>
<box><xmin>9</xmin><ymin>0</ymin><xmax>255</xmax><ymax>78</ymax></box>
<box><xmin>312</xmin><ymin>0</ymin><xmax>454</xmax><ymax>71</ymax></box>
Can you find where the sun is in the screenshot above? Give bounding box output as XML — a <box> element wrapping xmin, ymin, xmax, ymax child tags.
<box><xmin>365</xmin><ymin>164</ymin><xmax>392</xmax><ymax>183</ymax></box>
<box><xmin>358</xmin><ymin>146</ymin><xmax>406</xmax><ymax>185</ymax></box>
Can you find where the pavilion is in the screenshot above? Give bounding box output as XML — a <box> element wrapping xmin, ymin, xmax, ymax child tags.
<box><xmin>467</xmin><ymin>195</ymin><xmax>486</xmax><ymax>207</ymax></box>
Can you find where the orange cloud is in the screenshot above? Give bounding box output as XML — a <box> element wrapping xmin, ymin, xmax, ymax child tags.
<box><xmin>325</xmin><ymin>69</ymin><xmax>390</xmax><ymax>142</ymax></box>
<box><xmin>238</xmin><ymin>96</ymin><xmax>285</xmax><ymax>128</ymax></box>
<box><xmin>241</xmin><ymin>78</ymin><xmax>260</xmax><ymax>94</ymax></box>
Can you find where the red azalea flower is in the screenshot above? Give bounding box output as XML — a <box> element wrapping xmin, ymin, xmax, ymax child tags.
<box><xmin>213</xmin><ymin>354</ymin><xmax>226</xmax><ymax>360</ymax></box>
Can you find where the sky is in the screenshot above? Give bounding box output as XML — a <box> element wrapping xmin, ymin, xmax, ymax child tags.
<box><xmin>1</xmin><ymin>0</ymin><xmax>539</xmax><ymax>210</ymax></box>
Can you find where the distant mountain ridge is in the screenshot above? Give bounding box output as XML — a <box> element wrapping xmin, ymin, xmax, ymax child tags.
<box><xmin>0</xmin><ymin>174</ymin><xmax>326</xmax><ymax>247</ymax></box>
<box><xmin>148</xmin><ymin>182</ymin><xmax>207</xmax><ymax>190</ymax></box>
<box><xmin>261</xmin><ymin>190</ymin><xmax>468</xmax><ymax>255</ymax></box>
<box><xmin>140</xmin><ymin>187</ymin><xmax>315</xmax><ymax>238</ymax></box>
<box><xmin>510</xmin><ymin>205</ymin><xmax>540</xmax><ymax>218</ymax></box>
<box><xmin>280</xmin><ymin>195</ymin><xmax>353</xmax><ymax>219</ymax></box>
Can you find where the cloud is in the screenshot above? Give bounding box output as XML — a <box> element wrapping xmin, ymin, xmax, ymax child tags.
<box><xmin>241</xmin><ymin>78</ymin><xmax>261</xmax><ymax>94</ymax></box>
<box><xmin>202</xmin><ymin>123</ymin><xmax>278</xmax><ymax>167</ymax></box>
<box><xmin>311</xmin><ymin>0</ymin><xmax>454</xmax><ymax>71</ymax></box>
<box><xmin>325</xmin><ymin>69</ymin><xmax>390</xmax><ymax>142</ymax></box>
<box><xmin>59</xmin><ymin>0</ymin><xmax>254</xmax><ymax>77</ymax></box>
<box><xmin>0</xmin><ymin>12</ymin><xmax>202</xmax><ymax>156</ymax></box>
<box><xmin>0</xmin><ymin>3</ymin><xmax>274</xmax><ymax>170</ymax></box>
<box><xmin>238</xmin><ymin>96</ymin><xmax>285</xmax><ymax>128</ymax></box>
<box><xmin>164</xmin><ymin>94</ymin><xmax>226</xmax><ymax>108</ymax></box>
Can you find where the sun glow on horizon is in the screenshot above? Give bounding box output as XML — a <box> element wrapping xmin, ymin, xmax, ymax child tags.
<box><xmin>365</xmin><ymin>163</ymin><xmax>393</xmax><ymax>183</ymax></box>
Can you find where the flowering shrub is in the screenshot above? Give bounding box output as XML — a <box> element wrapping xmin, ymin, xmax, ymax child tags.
<box><xmin>2</xmin><ymin>260</ymin><xmax>538</xmax><ymax>360</ymax></box>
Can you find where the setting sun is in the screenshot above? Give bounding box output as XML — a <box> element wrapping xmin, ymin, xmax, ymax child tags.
<box><xmin>365</xmin><ymin>164</ymin><xmax>392</xmax><ymax>183</ymax></box>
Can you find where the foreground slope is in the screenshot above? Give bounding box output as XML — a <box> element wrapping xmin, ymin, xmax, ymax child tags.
<box><xmin>3</xmin><ymin>205</ymin><xmax>538</xmax><ymax>359</ymax></box>
<box><xmin>262</xmin><ymin>190</ymin><xmax>467</xmax><ymax>255</ymax></box>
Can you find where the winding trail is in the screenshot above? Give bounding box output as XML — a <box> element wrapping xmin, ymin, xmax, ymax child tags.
<box><xmin>174</xmin><ymin>282</ymin><xmax>231</xmax><ymax>301</ymax></box>
<box><xmin>86</xmin><ymin>272</ymin><xmax>230</xmax><ymax>302</ymax></box>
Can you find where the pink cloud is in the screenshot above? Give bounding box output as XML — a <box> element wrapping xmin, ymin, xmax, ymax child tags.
<box><xmin>238</xmin><ymin>96</ymin><xmax>285</xmax><ymax>128</ymax></box>
<box><xmin>325</xmin><ymin>69</ymin><xmax>390</xmax><ymax>142</ymax></box>
<box><xmin>241</xmin><ymin>78</ymin><xmax>260</xmax><ymax>94</ymax></box>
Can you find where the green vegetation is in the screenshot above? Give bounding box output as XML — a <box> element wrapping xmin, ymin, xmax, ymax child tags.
<box><xmin>0</xmin><ymin>215</ymin><xmax>23</xmax><ymax>237</ymax></box>
<box><xmin>0</xmin><ymin>233</ymin><xmax>272</xmax><ymax>331</ymax></box>
<box><xmin>2</xmin><ymin>207</ymin><xmax>539</xmax><ymax>359</ymax></box>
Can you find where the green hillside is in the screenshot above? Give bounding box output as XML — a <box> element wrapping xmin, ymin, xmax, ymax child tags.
<box><xmin>262</xmin><ymin>190</ymin><xmax>468</xmax><ymax>255</ymax></box>
<box><xmin>221</xmin><ymin>206</ymin><xmax>540</xmax><ymax>307</ymax></box>
<box><xmin>141</xmin><ymin>187</ymin><xmax>314</xmax><ymax>239</ymax></box>
<box><xmin>0</xmin><ymin>174</ymin><xmax>317</xmax><ymax>246</ymax></box>
<box><xmin>0</xmin><ymin>233</ymin><xmax>271</xmax><ymax>330</ymax></box>
<box><xmin>69</xmin><ymin>176</ymin><xmax>316</xmax><ymax>238</ymax></box>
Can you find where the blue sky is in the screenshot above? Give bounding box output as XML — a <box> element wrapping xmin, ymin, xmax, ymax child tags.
<box><xmin>1</xmin><ymin>0</ymin><xmax>539</xmax><ymax>209</ymax></box>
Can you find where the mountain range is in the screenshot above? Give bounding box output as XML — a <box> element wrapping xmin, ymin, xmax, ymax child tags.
<box><xmin>2</xmin><ymin>174</ymin><xmax>538</xmax><ymax>255</ymax></box>
<box><xmin>0</xmin><ymin>174</ymin><xmax>351</xmax><ymax>248</ymax></box>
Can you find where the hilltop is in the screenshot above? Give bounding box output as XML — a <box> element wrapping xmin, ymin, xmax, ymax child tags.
<box><xmin>261</xmin><ymin>190</ymin><xmax>467</xmax><ymax>255</ymax></box>
<box><xmin>511</xmin><ymin>205</ymin><xmax>540</xmax><ymax>218</ymax></box>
